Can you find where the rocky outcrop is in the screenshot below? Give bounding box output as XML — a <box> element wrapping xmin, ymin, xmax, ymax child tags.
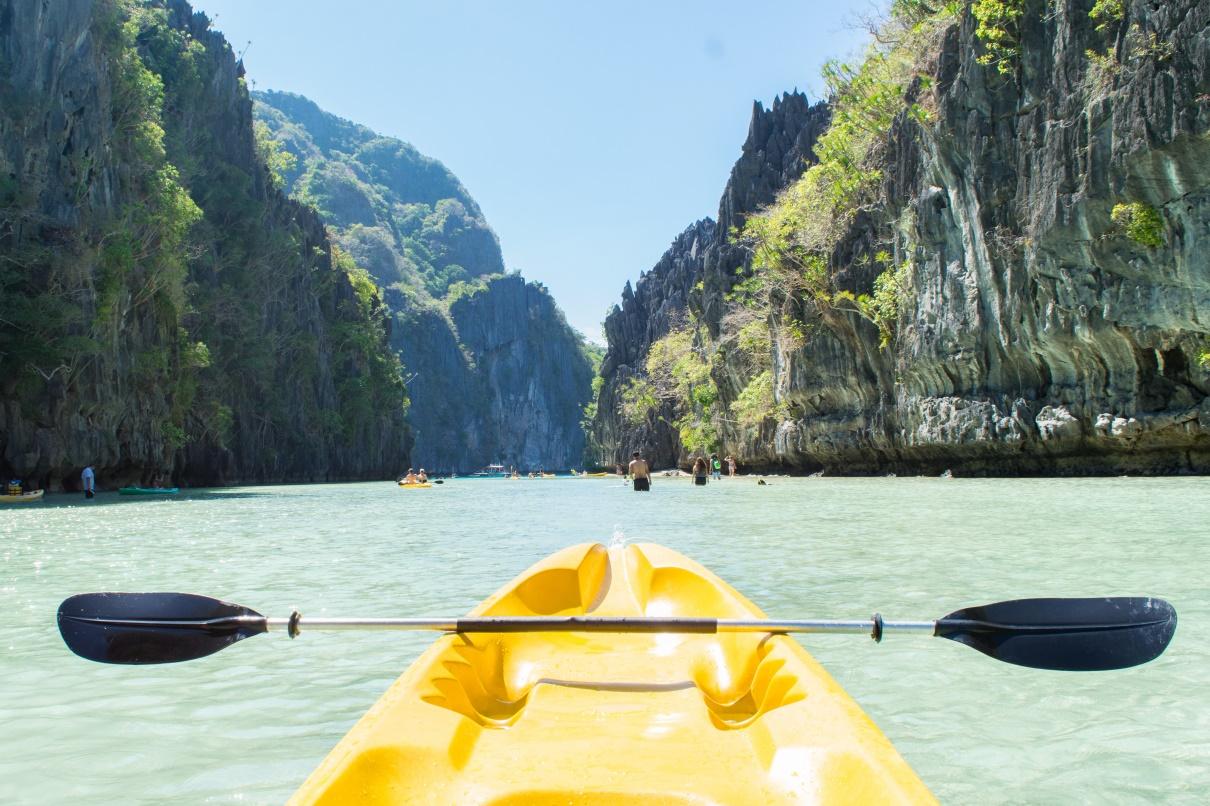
<box><xmin>0</xmin><ymin>0</ymin><xmax>410</xmax><ymax>489</ymax></box>
<box><xmin>256</xmin><ymin>91</ymin><xmax>593</xmax><ymax>472</ymax></box>
<box><xmin>392</xmin><ymin>275</ymin><xmax>593</xmax><ymax>472</ymax></box>
<box><xmin>594</xmin><ymin>0</ymin><xmax>1210</xmax><ymax>475</ymax></box>
<box><xmin>593</xmin><ymin>93</ymin><xmax>830</xmax><ymax>468</ymax></box>
<box><xmin>596</xmin><ymin>220</ymin><xmax>716</xmax><ymax>468</ymax></box>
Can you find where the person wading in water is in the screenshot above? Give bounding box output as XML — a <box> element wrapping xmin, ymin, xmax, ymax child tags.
<box><xmin>628</xmin><ymin>451</ymin><xmax>651</xmax><ymax>492</ymax></box>
<box><xmin>692</xmin><ymin>456</ymin><xmax>709</xmax><ymax>486</ymax></box>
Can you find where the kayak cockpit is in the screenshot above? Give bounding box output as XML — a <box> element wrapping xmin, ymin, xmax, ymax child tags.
<box><xmin>289</xmin><ymin>543</ymin><xmax>935</xmax><ymax>804</ymax></box>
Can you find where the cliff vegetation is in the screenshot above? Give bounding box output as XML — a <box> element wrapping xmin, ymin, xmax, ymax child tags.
<box><xmin>592</xmin><ymin>0</ymin><xmax>1210</xmax><ymax>475</ymax></box>
<box><xmin>1</xmin><ymin>0</ymin><xmax>410</xmax><ymax>488</ymax></box>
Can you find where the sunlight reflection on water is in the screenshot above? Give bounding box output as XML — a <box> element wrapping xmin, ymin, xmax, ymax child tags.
<box><xmin>1</xmin><ymin>476</ymin><xmax>1207</xmax><ymax>803</ymax></box>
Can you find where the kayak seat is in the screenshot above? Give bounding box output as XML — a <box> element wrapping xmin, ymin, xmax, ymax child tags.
<box><xmin>487</xmin><ymin>544</ymin><xmax>610</xmax><ymax>616</ymax></box>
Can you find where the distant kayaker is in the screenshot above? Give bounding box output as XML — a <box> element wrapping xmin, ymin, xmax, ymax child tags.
<box><xmin>726</xmin><ymin>455</ymin><xmax>736</xmax><ymax>477</ymax></box>
<box><xmin>628</xmin><ymin>451</ymin><xmax>651</xmax><ymax>492</ymax></box>
<box><xmin>710</xmin><ymin>454</ymin><xmax>722</xmax><ymax>480</ymax></box>
<box><xmin>691</xmin><ymin>457</ymin><xmax>708</xmax><ymax>486</ymax></box>
<box><xmin>404</xmin><ymin>468</ymin><xmax>418</xmax><ymax>484</ymax></box>
<box><xmin>7</xmin><ymin>478</ymin><xmax>22</xmax><ymax>496</ymax></box>
<box><xmin>418</xmin><ymin>468</ymin><xmax>428</xmax><ymax>482</ymax></box>
<box><xmin>81</xmin><ymin>465</ymin><xmax>95</xmax><ymax>498</ymax></box>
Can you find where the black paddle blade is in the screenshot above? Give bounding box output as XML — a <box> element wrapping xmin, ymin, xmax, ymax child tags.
<box><xmin>58</xmin><ymin>592</ymin><xmax>267</xmax><ymax>665</ymax></box>
<box><xmin>937</xmin><ymin>597</ymin><xmax>1176</xmax><ymax>671</ymax></box>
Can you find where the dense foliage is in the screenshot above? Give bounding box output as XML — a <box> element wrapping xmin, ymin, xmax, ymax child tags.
<box><xmin>253</xmin><ymin>91</ymin><xmax>504</xmax><ymax>301</ymax></box>
<box><xmin>739</xmin><ymin>1</ymin><xmax>953</xmax><ymax>343</ymax></box>
<box><xmin>2</xmin><ymin>0</ymin><xmax>408</xmax><ymax>481</ymax></box>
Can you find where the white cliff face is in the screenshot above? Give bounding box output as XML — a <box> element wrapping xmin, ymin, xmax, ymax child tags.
<box><xmin>595</xmin><ymin>0</ymin><xmax>1210</xmax><ymax>475</ymax></box>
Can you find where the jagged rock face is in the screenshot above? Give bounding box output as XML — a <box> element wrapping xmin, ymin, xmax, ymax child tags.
<box><xmin>768</xmin><ymin>0</ymin><xmax>1210</xmax><ymax>474</ymax></box>
<box><xmin>596</xmin><ymin>220</ymin><xmax>715</xmax><ymax>468</ymax></box>
<box><xmin>595</xmin><ymin>1</ymin><xmax>1210</xmax><ymax>475</ymax></box>
<box><xmin>699</xmin><ymin>93</ymin><xmax>832</xmax><ymax>332</ymax></box>
<box><xmin>593</xmin><ymin>92</ymin><xmax>830</xmax><ymax>468</ymax></box>
<box><xmin>0</xmin><ymin>0</ymin><xmax>410</xmax><ymax>488</ymax></box>
<box><xmin>395</xmin><ymin>275</ymin><xmax>593</xmax><ymax>472</ymax></box>
<box><xmin>256</xmin><ymin>91</ymin><xmax>593</xmax><ymax>473</ymax></box>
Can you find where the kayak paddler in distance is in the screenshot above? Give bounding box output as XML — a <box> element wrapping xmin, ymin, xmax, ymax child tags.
<box><xmin>629</xmin><ymin>450</ymin><xmax>651</xmax><ymax>491</ymax></box>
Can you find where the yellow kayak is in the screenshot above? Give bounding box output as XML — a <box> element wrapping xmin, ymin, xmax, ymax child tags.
<box><xmin>290</xmin><ymin>543</ymin><xmax>935</xmax><ymax>804</ymax></box>
<box><xmin>0</xmin><ymin>489</ymin><xmax>44</xmax><ymax>503</ymax></box>
<box><xmin>397</xmin><ymin>482</ymin><xmax>432</xmax><ymax>489</ymax></box>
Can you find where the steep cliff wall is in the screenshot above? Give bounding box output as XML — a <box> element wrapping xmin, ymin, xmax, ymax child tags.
<box><xmin>256</xmin><ymin>93</ymin><xmax>593</xmax><ymax>472</ymax></box>
<box><xmin>594</xmin><ymin>0</ymin><xmax>1210</xmax><ymax>475</ymax></box>
<box><xmin>450</xmin><ymin>275</ymin><xmax>593</xmax><ymax>471</ymax></box>
<box><xmin>593</xmin><ymin>93</ymin><xmax>830</xmax><ymax>468</ymax></box>
<box><xmin>0</xmin><ymin>0</ymin><xmax>409</xmax><ymax>488</ymax></box>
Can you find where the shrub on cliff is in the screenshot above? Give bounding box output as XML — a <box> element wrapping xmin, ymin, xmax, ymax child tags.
<box><xmin>1110</xmin><ymin>202</ymin><xmax>1166</xmax><ymax>248</ymax></box>
<box><xmin>738</xmin><ymin>2</ymin><xmax>948</xmax><ymax>348</ymax></box>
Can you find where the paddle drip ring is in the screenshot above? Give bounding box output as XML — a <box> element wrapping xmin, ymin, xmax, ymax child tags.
<box><xmin>288</xmin><ymin>610</ymin><xmax>302</xmax><ymax>639</ymax></box>
<box><xmin>870</xmin><ymin>612</ymin><xmax>884</xmax><ymax>643</ymax></box>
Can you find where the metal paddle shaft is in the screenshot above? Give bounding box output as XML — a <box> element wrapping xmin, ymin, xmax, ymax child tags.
<box><xmin>261</xmin><ymin>615</ymin><xmax>936</xmax><ymax>636</ymax></box>
<box><xmin>57</xmin><ymin>592</ymin><xmax>1176</xmax><ymax>670</ymax></box>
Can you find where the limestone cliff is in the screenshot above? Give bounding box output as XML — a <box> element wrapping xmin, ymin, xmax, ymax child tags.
<box><xmin>255</xmin><ymin>93</ymin><xmax>593</xmax><ymax>472</ymax></box>
<box><xmin>0</xmin><ymin>0</ymin><xmax>410</xmax><ymax>489</ymax></box>
<box><xmin>594</xmin><ymin>0</ymin><xmax>1210</xmax><ymax>475</ymax></box>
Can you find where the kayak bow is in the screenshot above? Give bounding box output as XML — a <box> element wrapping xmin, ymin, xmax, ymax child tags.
<box><xmin>289</xmin><ymin>542</ymin><xmax>936</xmax><ymax>803</ymax></box>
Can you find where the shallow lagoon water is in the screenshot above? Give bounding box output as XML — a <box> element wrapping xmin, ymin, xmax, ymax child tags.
<box><xmin>1</xmin><ymin>476</ymin><xmax>1207</xmax><ymax>803</ymax></box>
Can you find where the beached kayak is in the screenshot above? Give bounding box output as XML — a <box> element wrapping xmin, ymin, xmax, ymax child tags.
<box><xmin>118</xmin><ymin>487</ymin><xmax>179</xmax><ymax>496</ymax></box>
<box><xmin>397</xmin><ymin>482</ymin><xmax>432</xmax><ymax>489</ymax></box>
<box><xmin>0</xmin><ymin>489</ymin><xmax>43</xmax><ymax>503</ymax></box>
<box><xmin>290</xmin><ymin>542</ymin><xmax>935</xmax><ymax>803</ymax></box>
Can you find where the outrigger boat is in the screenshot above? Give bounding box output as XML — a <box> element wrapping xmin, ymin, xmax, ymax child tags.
<box><xmin>0</xmin><ymin>489</ymin><xmax>44</xmax><ymax>503</ymax></box>
<box><xmin>57</xmin><ymin>543</ymin><xmax>1176</xmax><ymax>803</ymax></box>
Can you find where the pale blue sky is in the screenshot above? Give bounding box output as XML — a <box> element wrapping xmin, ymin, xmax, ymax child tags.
<box><xmin>190</xmin><ymin>1</ymin><xmax>881</xmax><ymax>341</ymax></box>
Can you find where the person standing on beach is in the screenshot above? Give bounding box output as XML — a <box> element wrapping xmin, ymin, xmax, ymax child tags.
<box><xmin>710</xmin><ymin>454</ymin><xmax>722</xmax><ymax>480</ymax></box>
<box><xmin>726</xmin><ymin>455</ymin><xmax>736</xmax><ymax>477</ymax></box>
<box><xmin>628</xmin><ymin>451</ymin><xmax>651</xmax><ymax>492</ymax></box>
<box><xmin>81</xmin><ymin>465</ymin><xmax>95</xmax><ymax>499</ymax></box>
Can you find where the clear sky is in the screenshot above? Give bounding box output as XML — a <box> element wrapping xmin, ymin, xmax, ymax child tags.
<box><xmin>189</xmin><ymin>1</ymin><xmax>881</xmax><ymax>342</ymax></box>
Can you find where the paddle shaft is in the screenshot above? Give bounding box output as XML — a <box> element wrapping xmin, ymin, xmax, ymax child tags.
<box><xmin>268</xmin><ymin>615</ymin><xmax>937</xmax><ymax>636</ymax></box>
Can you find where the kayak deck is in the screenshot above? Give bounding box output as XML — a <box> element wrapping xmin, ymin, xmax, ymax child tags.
<box><xmin>290</xmin><ymin>543</ymin><xmax>934</xmax><ymax>804</ymax></box>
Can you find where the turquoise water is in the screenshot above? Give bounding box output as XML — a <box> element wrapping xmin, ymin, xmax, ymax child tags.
<box><xmin>1</xmin><ymin>476</ymin><xmax>1207</xmax><ymax>803</ymax></box>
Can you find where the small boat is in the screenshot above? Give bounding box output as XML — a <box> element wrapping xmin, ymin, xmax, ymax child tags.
<box><xmin>581</xmin><ymin>471</ymin><xmax>609</xmax><ymax>478</ymax></box>
<box><xmin>289</xmin><ymin>543</ymin><xmax>934</xmax><ymax>803</ymax></box>
<box><xmin>0</xmin><ymin>489</ymin><xmax>44</xmax><ymax>503</ymax></box>
<box><xmin>471</xmin><ymin>464</ymin><xmax>508</xmax><ymax>478</ymax></box>
<box><xmin>397</xmin><ymin>482</ymin><xmax>432</xmax><ymax>489</ymax></box>
<box><xmin>118</xmin><ymin>487</ymin><xmax>179</xmax><ymax>496</ymax></box>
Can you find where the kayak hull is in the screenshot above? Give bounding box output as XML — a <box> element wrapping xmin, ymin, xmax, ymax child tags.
<box><xmin>397</xmin><ymin>483</ymin><xmax>432</xmax><ymax>489</ymax></box>
<box><xmin>118</xmin><ymin>487</ymin><xmax>179</xmax><ymax>496</ymax></box>
<box><xmin>290</xmin><ymin>543</ymin><xmax>935</xmax><ymax>804</ymax></box>
<box><xmin>0</xmin><ymin>490</ymin><xmax>43</xmax><ymax>503</ymax></box>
